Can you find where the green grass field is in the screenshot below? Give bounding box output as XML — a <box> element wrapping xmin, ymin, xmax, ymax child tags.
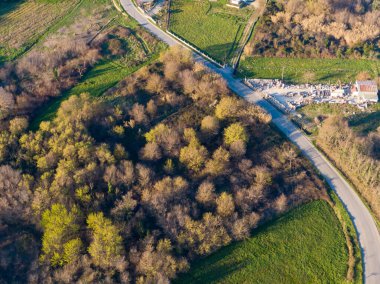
<box><xmin>176</xmin><ymin>201</ymin><xmax>353</xmax><ymax>284</ymax></box>
<box><xmin>238</xmin><ymin>57</ymin><xmax>380</xmax><ymax>84</ymax></box>
<box><xmin>0</xmin><ymin>0</ymin><xmax>81</xmax><ymax>62</ymax></box>
<box><xmin>169</xmin><ymin>0</ymin><xmax>252</xmax><ymax>64</ymax></box>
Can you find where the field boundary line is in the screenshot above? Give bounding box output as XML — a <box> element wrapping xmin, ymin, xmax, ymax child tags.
<box><xmin>166</xmin><ymin>30</ymin><xmax>225</xmax><ymax>68</ymax></box>
<box><xmin>112</xmin><ymin>0</ymin><xmax>123</xmax><ymax>12</ymax></box>
<box><xmin>166</xmin><ymin>0</ymin><xmax>172</xmax><ymax>30</ymax></box>
<box><xmin>165</xmin><ymin>0</ymin><xmax>225</xmax><ymax>67</ymax></box>
<box><xmin>126</xmin><ymin>0</ymin><xmax>225</xmax><ymax>68</ymax></box>
<box><xmin>88</xmin><ymin>17</ymin><xmax>117</xmax><ymax>45</ymax></box>
<box><xmin>12</xmin><ymin>0</ymin><xmax>84</xmax><ymax>61</ymax></box>
<box><xmin>327</xmin><ymin>198</ymin><xmax>356</xmax><ymax>281</ymax></box>
<box><xmin>231</xmin><ymin>0</ymin><xmax>268</xmax><ymax>72</ymax></box>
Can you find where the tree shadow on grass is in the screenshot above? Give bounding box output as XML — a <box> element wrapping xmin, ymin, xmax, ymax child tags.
<box><xmin>317</xmin><ymin>70</ymin><xmax>350</xmax><ymax>83</ymax></box>
<box><xmin>174</xmin><ymin>243</ymin><xmax>252</xmax><ymax>284</ymax></box>
<box><xmin>83</xmin><ymin>63</ymin><xmax>121</xmax><ymax>79</ymax></box>
<box><xmin>169</xmin><ymin>8</ymin><xmax>184</xmax><ymax>14</ymax></box>
<box><xmin>201</xmin><ymin>42</ymin><xmax>237</xmax><ymax>64</ymax></box>
<box><xmin>349</xmin><ymin>110</ymin><xmax>380</xmax><ymax>134</ymax></box>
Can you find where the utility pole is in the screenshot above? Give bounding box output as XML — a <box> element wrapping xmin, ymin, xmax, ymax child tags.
<box><xmin>281</xmin><ymin>66</ymin><xmax>285</xmax><ymax>82</ymax></box>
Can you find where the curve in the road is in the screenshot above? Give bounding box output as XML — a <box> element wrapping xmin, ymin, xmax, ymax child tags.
<box><xmin>119</xmin><ymin>0</ymin><xmax>380</xmax><ymax>282</ymax></box>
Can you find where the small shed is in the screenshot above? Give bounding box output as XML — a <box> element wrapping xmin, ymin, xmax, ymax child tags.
<box><xmin>227</xmin><ymin>0</ymin><xmax>243</xmax><ymax>8</ymax></box>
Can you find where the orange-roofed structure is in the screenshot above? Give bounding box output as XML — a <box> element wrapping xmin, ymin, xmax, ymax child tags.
<box><xmin>352</xmin><ymin>81</ymin><xmax>378</xmax><ymax>103</ymax></box>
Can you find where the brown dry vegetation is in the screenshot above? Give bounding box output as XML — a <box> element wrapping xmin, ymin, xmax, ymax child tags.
<box><xmin>0</xmin><ymin>0</ymin><xmax>79</xmax><ymax>50</ymax></box>
<box><xmin>245</xmin><ymin>0</ymin><xmax>380</xmax><ymax>59</ymax></box>
<box><xmin>317</xmin><ymin>116</ymin><xmax>380</xmax><ymax>219</ymax></box>
<box><xmin>0</xmin><ymin>47</ymin><xmax>329</xmax><ymax>283</ymax></box>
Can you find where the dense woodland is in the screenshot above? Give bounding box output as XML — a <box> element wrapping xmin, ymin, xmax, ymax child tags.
<box><xmin>317</xmin><ymin>116</ymin><xmax>380</xmax><ymax>219</ymax></box>
<box><xmin>0</xmin><ymin>47</ymin><xmax>328</xmax><ymax>283</ymax></box>
<box><xmin>245</xmin><ymin>0</ymin><xmax>380</xmax><ymax>59</ymax></box>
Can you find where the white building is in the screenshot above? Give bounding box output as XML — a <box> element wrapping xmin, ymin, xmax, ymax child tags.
<box><xmin>331</xmin><ymin>89</ymin><xmax>345</xmax><ymax>98</ymax></box>
<box><xmin>228</xmin><ymin>0</ymin><xmax>243</xmax><ymax>7</ymax></box>
<box><xmin>352</xmin><ymin>81</ymin><xmax>379</xmax><ymax>103</ymax></box>
<box><xmin>331</xmin><ymin>86</ymin><xmax>350</xmax><ymax>98</ymax></box>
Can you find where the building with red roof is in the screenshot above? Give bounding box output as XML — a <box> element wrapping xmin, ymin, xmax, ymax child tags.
<box><xmin>352</xmin><ymin>81</ymin><xmax>379</xmax><ymax>103</ymax></box>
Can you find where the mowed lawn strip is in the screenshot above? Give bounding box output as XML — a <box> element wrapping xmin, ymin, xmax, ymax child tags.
<box><xmin>176</xmin><ymin>201</ymin><xmax>350</xmax><ymax>284</ymax></box>
<box><xmin>169</xmin><ymin>0</ymin><xmax>251</xmax><ymax>64</ymax></box>
<box><xmin>238</xmin><ymin>57</ymin><xmax>380</xmax><ymax>84</ymax></box>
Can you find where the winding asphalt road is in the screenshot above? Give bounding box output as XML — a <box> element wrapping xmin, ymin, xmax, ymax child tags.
<box><xmin>120</xmin><ymin>0</ymin><xmax>380</xmax><ymax>282</ymax></box>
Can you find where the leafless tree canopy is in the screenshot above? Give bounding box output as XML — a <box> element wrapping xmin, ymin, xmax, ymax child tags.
<box><xmin>246</xmin><ymin>0</ymin><xmax>380</xmax><ymax>58</ymax></box>
<box><xmin>317</xmin><ymin>116</ymin><xmax>380</xmax><ymax>219</ymax></box>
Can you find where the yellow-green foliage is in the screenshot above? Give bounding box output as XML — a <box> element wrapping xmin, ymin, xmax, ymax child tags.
<box><xmin>224</xmin><ymin>123</ymin><xmax>248</xmax><ymax>145</ymax></box>
<box><xmin>215</xmin><ymin>97</ymin><xmax>241</xmax><ymax>120</ymax></box>
<box><xmin>41</xmin><ymin>203</ymin><xmax>81</xmax><ymax>266</ymax></box>
<box><xmin>178</xmin><ymin>212</ymin><xmax>231</xmax><ymax>255</ymax></box>
<box><xmin>180</xmin><ymin>128</ymin><xmax>208</xmax><ymax>172</ymax></box>
<box><xmin>63</xmin><ymin>238</ymin><xmax>83</xmax><ymax>264</ymax></box>
<box><xmin>216</xmin><ymin>192</ymin><xmax>235</xmax><ymax>217</ymax></box>
<box><xmin>145</xmin><ymin>124</ymin><xmax>170</xmax><ymax>143</ymax></box>
<box><xmin>87</xmin><ymin>212</ymin><xmax>123</xmax><ymax>268</ymax></box>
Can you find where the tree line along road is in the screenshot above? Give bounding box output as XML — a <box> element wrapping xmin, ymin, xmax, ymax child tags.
<box><xmin>119</xmin><ymin>0</ymin><xmax>380</xmax><ymax>282</ymax></box>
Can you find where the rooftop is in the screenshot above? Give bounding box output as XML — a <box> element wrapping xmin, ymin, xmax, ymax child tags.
<box><xmin>355</xmin><ymin>81</ymin><xmax>378</xmax><ymax>93</ymax></box>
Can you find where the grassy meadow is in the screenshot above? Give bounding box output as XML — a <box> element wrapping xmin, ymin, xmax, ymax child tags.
<box><xmin>237</xmin><ymin>57</ymin><xmax>380</xmax><ymax>84</ymax></box>
<box><xmin>169</xmin><ymin>0</ymin><xmax>253</xmax><ymax>64</ymax></box>
<box><xmin>176</xmin><ymin>201</ymin><xmax>354</xmax><ymax>284</ymax></box>
<box><xmin>0</xmin><ymin>0</ymin><xmax>81</xmax><ymax>62</ymax></box>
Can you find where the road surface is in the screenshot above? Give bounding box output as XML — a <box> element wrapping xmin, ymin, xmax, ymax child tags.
<box><xmin>120</xmin><ymin>0</ymin><xmax>380</xmax><ymax>282</ymax></box>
